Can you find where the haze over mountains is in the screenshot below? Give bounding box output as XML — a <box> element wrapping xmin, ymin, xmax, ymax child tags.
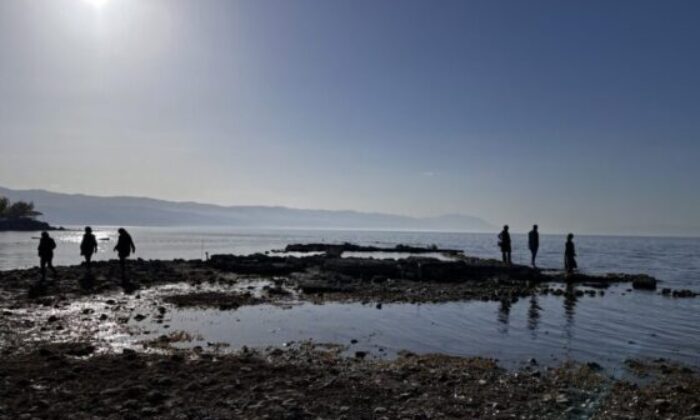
<box><xmin>0</xmin><ymin>187</ymin><xmax>493</xmax><ymax>231</ymax></box>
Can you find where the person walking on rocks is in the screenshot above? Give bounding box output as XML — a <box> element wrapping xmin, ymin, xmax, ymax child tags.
<box><xmin>564</xmin><ymin>233</ymin><xmax>577</xmax><ymax>276</ymax></box>
<box><xmin>37</xmin><ymin>231</ymin><xmax>58</xmax><ymax>282</ymax></box>
<box><xmin>498</xmin><ymin>225</ymin><xmax>512</xmax><ymax>265</ymax></box>
<box><xmin>80</xmin><ymin>226</ymin><xmax>98</xmax><ymax>271</ymax></box>
<box><xmin>114</xmin><ymin>228</ymin><xmax>136</xmax><ymax>281</ymax></box>
<box><xmin>528</xmin><ymin>225</ymin><xmax>539</xmax><ymax>268</ymax></box>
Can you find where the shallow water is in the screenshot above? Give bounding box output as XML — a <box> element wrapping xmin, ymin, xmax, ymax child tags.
<box><xmin>2</xmin><ymin>227</ymin><xmax>699</xmax><ymax>368</ymax></box>
<box><xmin>126</xmin><ymin>283</ymin><xmax>699</xmax><ymax>370</ymax></box>
<box><xmin>2</xmin><ymin>227</ymin><xmax>699</xmax><ymax>289</ymax></box>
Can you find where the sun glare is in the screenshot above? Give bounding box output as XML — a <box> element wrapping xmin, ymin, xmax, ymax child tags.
<box><xmin>82</xmin><ymin>0</ymin><xmax>110</xmax><ymax>8</ymax></box>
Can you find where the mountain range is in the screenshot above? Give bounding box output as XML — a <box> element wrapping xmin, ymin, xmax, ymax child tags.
<box><xmin>0</xmin><ymin>186</ymin><xmax>493</xmax><ymax>231</ymax></box>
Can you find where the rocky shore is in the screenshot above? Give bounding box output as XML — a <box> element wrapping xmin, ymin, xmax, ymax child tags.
<box><xmin>2</xmin><ymin>243</ymin><xmax>694</xmax><ymax>307</ymax></box>
<box><xmin>0</xmin><ymin>342</ymin><xmax>698</xmax><ymax>419</ymax></box>
<box><xmin>1</xmin><ymin>244</ymin><xmax>698</xmax><ymax>419</ymax></box>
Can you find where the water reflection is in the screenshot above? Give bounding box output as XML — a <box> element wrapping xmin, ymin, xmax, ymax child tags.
<box><xmin>122</xmin><ymin>287</ymin><xmax>700</xmax><ymax>369</ymax></box>
<box><xmin>497</xmin><ymin>299</ymin><xmax>511</xmax><ymax>334</ymax></box>
<box><xmin>495</xmin><ymin>290</ymin><xmax>572</xmax><ymax>340</ymax></box>
<box><xmin>564</xmin><ymin>284</ymin><xmax>578</xmax><ymax>327</ymax></box>
<box><xmin>563</xmin><ymin>284</ymin><xmax>578</xmax><ymax>358</ymax></box>
<box><xmin>527</xmin><ymin>295</ymin><xmax>541</xmax><ymax>338</ymax></box>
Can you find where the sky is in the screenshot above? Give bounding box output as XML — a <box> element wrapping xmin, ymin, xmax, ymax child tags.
<box><xmin>1</xmin><ymin>0</ymin><xmax>699</xmax><ymax>235</ymax></box>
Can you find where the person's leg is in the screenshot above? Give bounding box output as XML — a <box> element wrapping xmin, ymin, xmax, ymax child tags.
<box><xmin>502</xmin><ymin>251</ymin><xmax>507</xmax><ymax>264</ymax></box>
<box><xmin>507</xmin><ymin>251</ymin><xmax>512</xmax><ymax>265</ymax></box>
<box><xmin>119</xmin><ymin>256</ymin><xmax>127</xmax><ymax>281</ymax></box>
<box><xmin>49</xmin><ymin>258</ymin><xmax>57</xmax><ymax>277</ymax></box>
<box><xmin>40</xmin><ymin>258</ymin><xmax>47</xmax><ymax>282</ymax></box>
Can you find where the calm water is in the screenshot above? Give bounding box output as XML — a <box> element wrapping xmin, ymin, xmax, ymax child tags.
<box><xmin>2</xmin><ymin>227</ymin><xmax>700</xmax><ymax>367</ymax></box>
<box><xmin>2</xmin><ymin>227</ymin><xmax>700</xmax><ymax>288</ymax></box>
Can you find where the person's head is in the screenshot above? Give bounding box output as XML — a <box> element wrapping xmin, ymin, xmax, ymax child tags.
<box><xmin>85</xmin><ymin>226</ymin><xmax>92</xmax><ymax>233</ymax></box>
<box><xmin>503</xmin><ymin>225</ymin><xmax>509</xmax><ymax>231</ymax></box>
<box><xmin>567</xmin><ymin>233</ymin><xmax>574</xmax><ymax>241</ymax></box>
<box><xmin>41</xmin><ymin>231</ymin><xmax>48</xmax><ymax>238</ymax></box>
<box><xmin>118</xmin><ymin>228</ymin><xmax>126</xmax><ymax>235</ymax></box>
<box><xmin>533</xmin><ymin>224</ymin><xmax>538</xmax><ymax>231</ymax></box>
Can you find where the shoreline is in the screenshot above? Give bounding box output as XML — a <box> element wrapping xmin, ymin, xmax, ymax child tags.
<box><xmin>1</xmin><ymin>341</ymin><xmax>698</xmax><ymax>419</ymax></box>
<box><xmin>1</xmin><ymin>245</ymin><xmax>699</xmax><ymax>418</ymax></box>
<box><xmin>0</xmin><ymin>218</ymin><xmax>64</xmax><ymax>232</ymax></box>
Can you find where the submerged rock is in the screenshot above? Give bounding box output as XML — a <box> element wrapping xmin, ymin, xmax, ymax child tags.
<box><xmin>631</xmin><ymin>275</ymin><xmax>657</xmax><ymax>290</ymax></box>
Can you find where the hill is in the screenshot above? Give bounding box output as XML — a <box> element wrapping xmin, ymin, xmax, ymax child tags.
<box><xmin>0</xmin><ymin>187</ymin><xmax>493</xmax><ymax>231</ymax></box>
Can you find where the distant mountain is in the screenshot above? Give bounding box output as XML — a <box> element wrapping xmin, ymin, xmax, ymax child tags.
<box><xmin>0</xmin><ymin>186</ymin><xmax>493</xmax><ymax>231</ymax></box>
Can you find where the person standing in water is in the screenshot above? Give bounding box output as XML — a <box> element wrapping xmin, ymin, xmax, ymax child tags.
<box><xmin>564</xmin><ymin>233</ymin><xmax>577</xmax><ymax>275</ymax></box>
<box><xmin>80</xmin><ymin>226</ymin><xmax>98</xmax><ymax>271</ymax></box>
<box><xmin>114</xmin><ymin>228</ymin><xmax>136</xmax><ymax>281</ymax></box>
<box><xmin>528</xmin><ymin>224</ymin><xmax>539</xmax><ymax>268</ymax></box>
<box><xmin>498</xmin><ymin>225</ymin><xmax>512</xmax><ymax>265</ymax></box>
<box><xmin>37</xmin><ymin>231</ymin><xmax>57</xmax><ymax>282</ymax></box>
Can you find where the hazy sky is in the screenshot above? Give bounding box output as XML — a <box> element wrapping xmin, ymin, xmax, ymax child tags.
<box><xmin>1</xmin><ymin>0</ymin><xmax>699</xmax><ymax>234</ymax></box>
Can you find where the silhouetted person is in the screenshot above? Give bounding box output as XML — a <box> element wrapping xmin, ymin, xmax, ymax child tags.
<box><xmin>564</xmin><ymin>233</ymin><xmax>577</xmax><ymax>275</ymax></box>
<box><xmin>114</xmin><ymin>228</ymin><xmax>136</xmax><ymax>282</ymax></box>
<box><xmin>528</xmin><ymin>225</ymin><xmax>539</xmax><ymax>268</ymax></box>
<box><xmin>37</xmin><ymin>231</ymin><xmax>57</xmax><ymax>282</ymax></box>
<box><xmin>498</xmin><ymin>225</ymin><xmax>511</xmax><ymax>265</ymax></box>
<box><xmin>80</xmin><ymin>226</ymin><xmax>98</xmax><ymax>270</ymax></box>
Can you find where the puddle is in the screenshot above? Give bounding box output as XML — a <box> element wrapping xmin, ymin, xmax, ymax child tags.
<box><xmin>128</xmin><ymin>284</ymin><xmax>700</xmax><ymax>370</ymax></box>
<box><xmin>3</xmin><ymin>279</ymin><xmax>699</xmax><ymax>373</ymax></box>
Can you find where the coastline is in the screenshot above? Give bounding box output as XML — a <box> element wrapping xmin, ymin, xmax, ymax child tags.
<box><xmin>0</xmin><ymin>218</ymin><xmax>64</xmax><ymax>232</ymax></box>
<box><xmin>0</xmin><ymin>245</ymin><xmax>698</xmax><ymax>418</ymax></box>
<box><xmin>1</xmin><ymin>342</ymin><xmax>697</xmax><ymax>419</ymax></box>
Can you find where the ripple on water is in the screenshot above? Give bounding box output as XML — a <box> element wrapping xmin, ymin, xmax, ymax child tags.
<box><xmin>124</xmin><ymin>284</ymin><xmax>700</xmax><ymax>370</ymax></box>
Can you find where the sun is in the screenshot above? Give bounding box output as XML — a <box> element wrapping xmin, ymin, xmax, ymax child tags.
<box><xmin>82</xmin><ymin>0</ymin><xmax>110</xmax><ymax>8</ymax></box>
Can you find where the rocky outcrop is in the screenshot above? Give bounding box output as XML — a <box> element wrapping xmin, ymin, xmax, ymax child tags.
<box><xmin>0</xmin><ymin>218</ymin><xmax>63</xmax><ymax>232</ymax></box>
<box><xmin>208</xmin><ymin>254</ymin><xmax>321</xmax><ymax>275</ymax></box>
<box><xmin>631</xmin><ymin>274</ymin><xmax>658</xmax><ymax>290</ymax></box>
<box><xmin>321</xmin><ymin>257</ymin><xmax>542</xmax><ymax>283</ymax></box>
<box><xmin>283</xmin><ymin>242</ymin><xmax>463</xmax><ymax>255</ymax></box>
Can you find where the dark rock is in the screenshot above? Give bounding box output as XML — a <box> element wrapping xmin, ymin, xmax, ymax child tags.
<box><xmin>631</xmin><ymin>275</ymin><xmax>657</xmax><ymax>290</ymax></box>
<box><xmin>64</xmin><ymin>344</ymin><xmax>95</xmax><ymax>357</ymax></box>
<box><xmin>586</xmin><ymin>362</ymin><xmax>603</xmax><ymax>371</ymax></box>
<box><xmin>672</xmin><ymin>289</ymin><xmax>696</xmax><ymax>298</ymax></box>
<box><xmin>146</xmin><ymin>390</ymin><xmax>168</xmax><ymax>404</ymax></box>
<box><xmin>122</xmin><ymin>349</ymin><xmax>138</xmax><ymax>360</ymax></box>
